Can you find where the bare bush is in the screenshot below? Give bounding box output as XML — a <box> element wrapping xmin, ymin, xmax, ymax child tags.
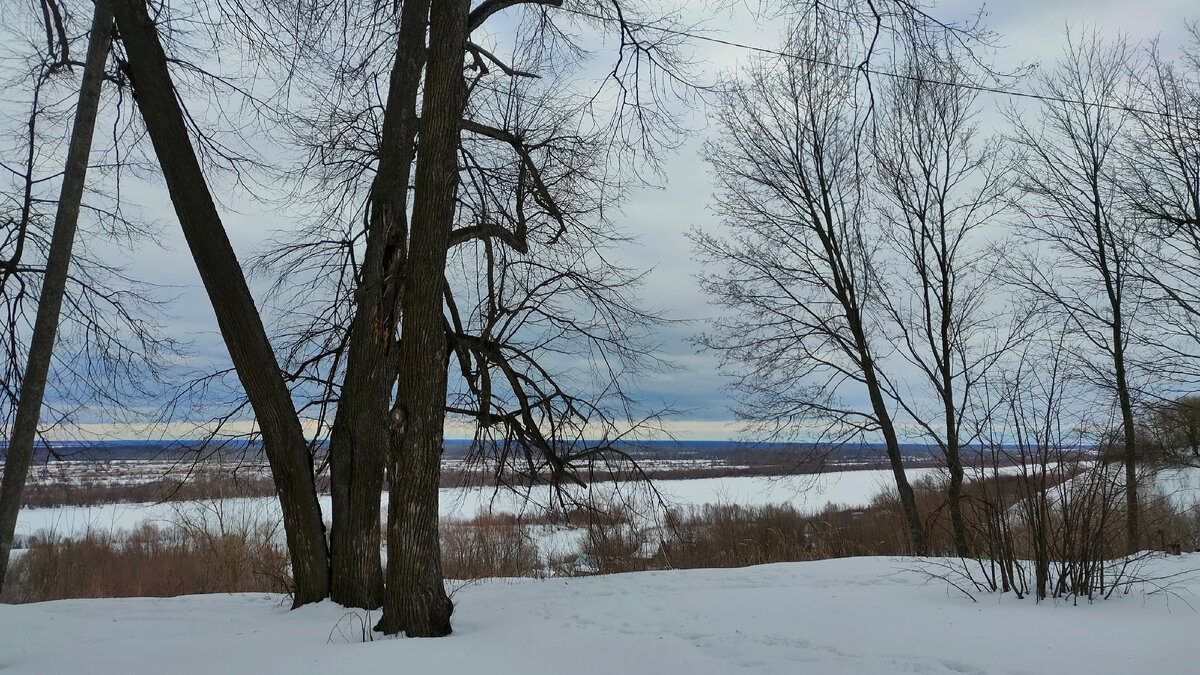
<box><xmin>959</xmin><ymin>442</ymin><xmax>1158</xmax><ymax>602</ymax></box>
<box><xmin>659</xmin><ymin>504</ymin><xmax>819</xmax><ymax>568</ymax></box>
<box><xmin>578</xmin><ymin>507</ymin><xmax>654</xmax><ymax>575</ymax></box>
<box><xmin>440</xmin><ymin>514</ymin><xmax>541</xmax><ymax>580</ymax></box>
<box><xmin>0</xmin><ymin>522</ymin><xmax>289</xmax><ymax>603</ymax></box>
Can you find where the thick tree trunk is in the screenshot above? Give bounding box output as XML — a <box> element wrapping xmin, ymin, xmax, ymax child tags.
<box><xmin>328</xmin><ymin>0</ymin><xmax>430</xmax><ymax>611</ymax></box>
<box><xmin>375</xmin><ymin>0</ymin><xmax>468</xmax><ymax>638</ymax></box>
<box><xmin>0</xmin><ymin>0</ymin><xmax>114</xmax><ymax>592</ymax></box>
<box><xmin>113</xmin><ymin>0</ymin><xmax>329</xmax><ymax>606</ymax></box>
<box><xmin>327</xmin><ymin>344</ymin><xmax>387</xmax><ymax>609</ymax></box>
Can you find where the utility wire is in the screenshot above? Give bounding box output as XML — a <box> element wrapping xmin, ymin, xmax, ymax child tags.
<box><xmin>571</xmin><ymin>8</ymin><xmax>1200</xmax><ymax>124</ymax></box>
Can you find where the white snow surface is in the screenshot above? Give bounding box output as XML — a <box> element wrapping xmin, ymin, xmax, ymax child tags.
<box><xmin>1</xmin><ymin>554</ymin><xmax>1197</xmax><ymax>674</ymax></box>
<box><xmin>1150</xmin><ymin>466</ymin><xmax>1200</xmax><ymax>510</ymax></box>
<box><xmin>13</xmin><ymin>468</ymin><xmax>942</xmax><ymax>542</ymax></box>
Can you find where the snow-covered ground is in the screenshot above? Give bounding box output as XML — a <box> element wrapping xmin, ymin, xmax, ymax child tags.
<box><xmin>1</xmin><ymin>554</ymin><xmax>1196</xmax><ymax>674</ymax></box>
<box><xmin>6</xmin><ymin>466</ymin><xmax>1199</xmax><ymax>672</ymax></box>
<box><xmin>13</xmin><ymin>468</ymin><xmax>944</xmax><ymax>543</ymax></box>
<box><xmin>1151</xmin><ymin>466</ymin><xmax>1200</xmax><ymax>510</ymax></box>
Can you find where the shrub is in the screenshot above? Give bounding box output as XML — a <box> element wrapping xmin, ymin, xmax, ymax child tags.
<box><xmin>659</xmin><ymin>504</ymin><xmax>814</xmax><ymax>568</ymax></box>
<box><xmin>579</xmin><ymin>514</ymin><xmax>652</xmax><ymax>574</ymax></box>
<box><xmin>0</xmin><ymin>522</ymin><xmax>289</xmax><ymax>604</ymax></box>
<box><xmin>440</xmin><ymin>514</ymin><xmax>541</xmax><ymax>580</ymax></box>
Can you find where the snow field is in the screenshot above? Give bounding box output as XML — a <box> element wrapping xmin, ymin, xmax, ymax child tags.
<box><xmin>1</xmin><ymin>554</ymin><xmax>1196</xmax><ymax>674</ymax></box>
<box><xmin>13</xmin><ymin>468</ymin><xmax>944</xmax><ymax>544</ymax></box>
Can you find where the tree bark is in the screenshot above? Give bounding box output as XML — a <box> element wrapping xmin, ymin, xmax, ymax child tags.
<box><xmin>375</xmin><ymin>0</ymin><xmax>468</xmax><ymax>638</ymax></box>
<box><xmin>0</xmin><ymin>0</ymin><xmax>114</xmax><ymax>593</ymax></box>
<box><xmin>113</xmin><ymin>0</ymin><xmax>329</xmax><ymax>606</ymax></box>
<box><xmin>328</xmin><ymin>0</ymin><xmax>430</xmax><ymax>611</ymax></box>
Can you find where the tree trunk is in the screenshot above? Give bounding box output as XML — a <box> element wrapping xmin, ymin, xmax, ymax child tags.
<box><xmin>1113</xmin><ymin>330</ymin><xmax>1139</xmax><ymax>552</ymax></box>
<box><xmin>940</xmin><ymin>279</ymin><xmax>971</xmax><ymax>558</ymax></box>
<box><xmin>945</xmin><ymin>445</ymin><xmax>969</xmax><ymax>557</ymax></box>
<box><xmin>0</xmin><ymin>0</ymin><xmax>114</xmax><ymax>592</ymax></box>
<box><xmin>113</xmin><ymin>0</ymin><xmax>329</xmax><ymax>606</ymax></box>
<box><xmin>328</xmin><ymin>0</ymin><xmax>430</xmax><ymax>611</ymax></box>
<box><xmin>1035</xmin><ymin>475</ymin><xmax>1050</xmax><ymax>600</ymax></box>
<box><xmin>944</xmin><ymin>398</ymin><xmax>970</xmax><ymax>556</ymax></box>
<box><xmin>863</xmin><ymin>363</ymin><xmax>927</xmax><ymax>556</ymax></box>
<box><xmin>1099</xmin><ymin>205</ymin><xmax>1138</xmax><ymax>553</ymax></box>
<box><xmin>327</xmin><ymin>334</ymin><xmax>387</xmax><ymax>609</ymax></box>
<box><xmin>375</xmin><ymin>0</ymin><xmax>468</xmax><ymax>638</ymax></box>
<box><xmin>847</xmin><ymin>308</ymin><xmax>925</xmax><ymax>555</ymax></box>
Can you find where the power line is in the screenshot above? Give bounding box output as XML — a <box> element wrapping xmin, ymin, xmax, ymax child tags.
<box><xmin>573</xmin><ymin>9</ymin><xmax>1200</xmax><ymax>124</ymax></box>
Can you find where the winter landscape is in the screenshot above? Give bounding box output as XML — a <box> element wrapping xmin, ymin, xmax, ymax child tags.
<box><xmin>2</xmin><ymin>452</ymin><xmax>1199</xmax><ymax>673</ymax></box>
<box><xmin>2</xmin><ymin>554</ymin><xmax>1197</xmax><ymax>674</ymax></box>
<box><xmin>4</xmin><ymin>0</ymin><xmax>1200</xmax><ymax>672</ymax></box>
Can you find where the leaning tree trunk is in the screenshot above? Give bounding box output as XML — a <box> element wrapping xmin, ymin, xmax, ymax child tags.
<box><xmin>327</xmin><ymin>0</ymin><xmax>430</xmax><ymax>611</ymax></box>
<box><xmin>850</xmin><ymin>312</ymin><xmax>925</xmax><ymax>555</ymax></box>
<box><xmin>864</xmin><ymin>363</ymin><xmax>927</xmax><ymax>556</ymax></box>
<box><xmin>375</xmin><ymin>0</ymin><xmax>468</xmax><ymax>638</ymax></box>
<box><xmin>0</xmin><ymin>0</ymin><xmax>114</xmax><ymax>592</ymax></box>
<box><xmin>113</xmin><ymin>0</ymin><xmax>329</xmax><ymax>606</ymax></box>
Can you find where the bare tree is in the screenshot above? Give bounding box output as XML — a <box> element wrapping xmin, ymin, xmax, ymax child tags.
<box><xmin>1005</xmin><ymin>29</ymin><xmax>1147</xmax><ymax>551</ymax></box>
<box><xmin>371</xmin><ymin>0</ymin><xmax>468</xmax><ymax>637</ymax></box>
<box><xmin>694</xmin><ymin>17</ymin><xmax>928</xmax><ymax>554</ymax></box>
<box><xmin>318</xmin><ymin>0</ymin><xmax>429</xmax><ymax>611</ymax></box>
<box><xmin>1123</xmin><ymin>28</ymin><xmax>1200</xmax><ymax>402</ymax></box>
<box><xmin>870</xmin><ymin>47</ymin><xmax>1014</xmax><ymax>556</ymax></box>
<box><xmin>694</xmin><ymin>0</ymin><xmax>1001</xmax><ymax>558</ymax></box>
<box><xmin>0</xmin><ymin>0</ymin><xmax>116</xmax><ymax>591</ymax></box>
<box><xmin>232</xmin><ymin>0</ymin><xmax>692</xmax><ymax>631</ymax></box>
<box><xmin>111</xmin><ymin>0</ymin><xmax>330</xmax><ymax>606</ymax></box>
<box><xmin>96</xmin><ymin>0</ymin><xmax>688</xmax><ymax>629</ymax></box>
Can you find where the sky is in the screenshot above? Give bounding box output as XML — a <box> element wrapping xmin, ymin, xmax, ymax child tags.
<box><xmin>13</xmin><ymin>0</ymin><xmax>1197</xmax><ymax>442</ymax></box>
<box><xmin>579</xmin><ymin>0</ymin><xmax>1199</xmax><ymax>438</ymax></box>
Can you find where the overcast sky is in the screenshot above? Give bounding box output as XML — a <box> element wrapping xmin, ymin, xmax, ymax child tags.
<box><xmin>584</xmin><ymin>0</ymin><xmax>1196</xmax><ymax>439</ymax></box>
<box><xmin>46</xmin><ymin>0</ymin><xmax>1197</xmax><ymax>441</ymax></box>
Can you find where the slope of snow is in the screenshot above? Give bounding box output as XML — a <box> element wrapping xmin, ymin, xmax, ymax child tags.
<box><xmin>1</xmin><ymin>555</ymin><xmax>1196</xmax><ymax>674</ymax></box>
<box><xmin>1150</xmin><ymin>466</ymin><xmax>1200</xmax><ymax>510</ymax></box>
